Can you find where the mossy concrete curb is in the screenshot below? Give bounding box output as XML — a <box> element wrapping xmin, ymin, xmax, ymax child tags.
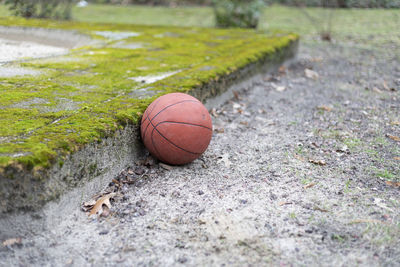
<box><xmin>0</xmin><ymin>19</ymin><xmax>298</xmax><ymax>214</ymax></box>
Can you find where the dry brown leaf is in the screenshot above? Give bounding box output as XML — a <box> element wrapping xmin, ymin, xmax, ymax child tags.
<box><xmin>159</xmin><ymin>162</ymin><xmax>174</xmax><ymax>170</ymax></box>
<box><xmin>305</xmin><ymin>69</ymin><xmax>319</xmax><ymax>80</ymax></box>
<box><xmin>2</xmin><ymin>238</ymin><xmax>22</xmax><ymax>247</ymax></box>
<box><xmin>294</xmin><ymin>154</ymin><xmax>306</xmax><ymax>161</ymax></box>
<box><xmin>310</xmin><ymin>57</ymin><xmax>323</xmax><ymax>62</ymax></box>
<box><xmin>349</xmin><ymin>219</ymin><xmax>383</xmax><ymax>224</ymax></box>
<box><xmin>233</xmin><ymin>90</ymin><xmax>240</xmax><ymax>100</ymax></box>
<box><xmin>82</xmin><ymin>199</ymin><xmax>96</xmax><ymax>212</ymax></box>
<box><xmin>372</xmin><ymin>87</ymin><xmax>382</xmax><ymax>94</ymax></box>
<box><xmin>385</xmin><ymin>181</ymin><xmax>400</xmax><ymax>188</ymax></box>
<box><xmin>309</xmin><ymin>159</ymin><xmax>326</xmax><ymax>166</ymax></box>
<box><xmin>89</xmin><ymin>193</ymin><xmax>116</xmax><ymax>216</ymax></box>
<box><xmin>210</xmin><ymin>108</ymin><xmax>219</xmax><ymax>117</ymax></box>
<box><xmin>214</xmin><ymin>127</ymin><xmax>225</xmax><ymax>133</ymax></box>
<box><xmin>383</xmin><ymin>80</ymin><xmax>390</xmax><ymax>90</ymax></box>
<box><xmin>279</xmin><ymin>201</ymin><xmax>293</xmax><ymax>206</ymax></box>
<box><xmin>239</xmin><ymin>121</ymin><xmax>249</xmax><ymax>126</ymax></box>
<box><xmin>391</xmin><ymin>121</ymin><xmax>400</xmax><ymax>126</ymax></box>
<box><xmin>313</xmin><ymin>206</ymin><xmax>329</xmax><ymax>212</ymax></box>
<box><xmin>387</xmin><ymin>134</ymin><xmax>400</xmax><ymax>142</ymax></box>
<box><xmin>304</xmin><ymin>182</ymin><xmax>316</xmax><ymax>189</ymax></box>
<box><xmin>278</xmin><ymin>65</ymin><xmax>286</xmax><ymax>74</ymax></box>
<box><xmin>317</xmin><ymin>105</ymin><xmax>332</xmax><ymax>112</ymax></box>
<box><xmin>394</xmin><ymin>157</ymin><xmax>400</xmax><ymax>161</ymax></box>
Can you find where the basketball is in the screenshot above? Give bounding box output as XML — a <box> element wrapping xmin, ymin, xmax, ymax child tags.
<box><xmin>140</xmin><ymin>93</ymin><xmax>213</xmax><ymax>165</ymax></box>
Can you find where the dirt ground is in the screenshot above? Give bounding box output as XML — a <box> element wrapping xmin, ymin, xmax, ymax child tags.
<box><xmin>1</xmin><ymin>42</ymin><xmax>399</xmax><ymax>266</ymax></box>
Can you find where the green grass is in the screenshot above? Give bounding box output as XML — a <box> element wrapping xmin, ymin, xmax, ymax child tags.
<box><xmin>72</xmin><ymin>4</ymin><xmax>215</xmax><ymax>27</ymax></box>
<box><xmin>2</xmin><ymin>3</ymin><xmax>399</xmax><ymax>48</ymax></box>
<box><xmin>71</xmin><ymin>4</ymin><xmax>400</xmax><ymax>48</ymax></box>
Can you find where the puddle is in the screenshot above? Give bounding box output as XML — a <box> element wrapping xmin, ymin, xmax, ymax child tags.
<box><xmin>0</xmin><ymin>26</ymin><xmax>94</xmax><ymax>64</ymax></box>
<box><xmin>94</xmin><ymin>31</ymin><xmax>140</xmax><ymax>41</ymax></box>
<box><xmin>0</xmin><ymin>66</ymin><xmax>41</xmax><ymax>77</ymax></box>
<box><xmin>128</xmin><ymin>87</ymin><xmax>161</xmax><ymax>99</ymax></box>
<box><xmin>111</xmin><ymin>42</ymin><xmax>145</xmax><ymax>50</ymax></box>
<box><xmin>0</xmin><ymin>152</ymin><xmax>32</xmax><ymax>158</ymax></box>
<box><xmin>129</xmin><ymin>70</ymin><xmax>181</xmax><ymax>84</ymax></box>
<box><xmin>199</xmin><ymin>66</ymin><xmax>215</xmax><ymax>71</ymax></box>
<box><xmin>9</xmin><ymin>97</ymin><xmax>82</xmax><ymax>112</ymax></box>
<box><xmin>0</xmin><ymin>26</ymin><xmax>93</xmax><ymax>49</ymax></box>
<box><xmin>153</xmin><ymin>32</ymin><xmax>181</xmax><ymax>38</ymax></box>
<box><xmin>0</xmin><ymin>38</ymin><xmax>68</xmax><ymax>63</ymax></box>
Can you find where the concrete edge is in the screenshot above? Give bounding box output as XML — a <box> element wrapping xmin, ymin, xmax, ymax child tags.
<box><xmin>0</xmin><ymin>38</ymin><xmax>299</xmax><ymax>215</ymax></box>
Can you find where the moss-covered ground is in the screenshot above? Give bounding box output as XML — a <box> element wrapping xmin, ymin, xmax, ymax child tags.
<box><xmin>0</xmin><ymin>16</ymin><xmax>297</xmax><ymax>174</ymax></box>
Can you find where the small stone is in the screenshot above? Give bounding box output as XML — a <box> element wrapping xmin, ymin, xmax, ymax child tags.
<box><xmin>99</xmin><ymin>229</ymin><xmax>109</xmax><ymax>235</ymax></box>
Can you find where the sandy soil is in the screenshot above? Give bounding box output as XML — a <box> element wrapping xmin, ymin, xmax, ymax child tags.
<box><xmin>0</xmin><ymin>42</ymin><xmax>399</xmax><ymax>266</ymax></box>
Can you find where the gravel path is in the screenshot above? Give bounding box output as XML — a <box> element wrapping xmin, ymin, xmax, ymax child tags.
<box><xmin>1</xmin><ymin>42</ymin><xmax>399</xmax><ymax>266</ymax></box>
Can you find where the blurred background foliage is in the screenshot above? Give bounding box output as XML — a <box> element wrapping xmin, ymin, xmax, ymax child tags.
<box><xmin>213</xmin><ymin>0</ymin><xmax>264</xmax><ymax>28</ymax></box>
<box><xmin>0</xmin><ymin>0</ymin><xmax>398</xmax><ymax>43</ymax></box>
<box><xmin>89</xmin><ymin>0</ymin><xmax>400</xmax><ymax>8</ymax></box>
<box><xmin>4</xmin><ymin>0</ymin><xmax>74</xmax><ymax>19</ymax></box>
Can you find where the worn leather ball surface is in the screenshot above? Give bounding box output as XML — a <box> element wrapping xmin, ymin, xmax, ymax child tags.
<box><xmin>141</xmin><ymin>93</ymin><xmax>212</xmax><ymax>165</ymax></box>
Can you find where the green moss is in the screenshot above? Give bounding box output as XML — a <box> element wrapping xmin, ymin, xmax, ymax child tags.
<box><xmin>0</xmin><ymin>16</ymin><xmax>298</xmax><ymax>174</ymax></box>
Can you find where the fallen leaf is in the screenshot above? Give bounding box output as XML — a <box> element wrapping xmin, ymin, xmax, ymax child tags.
<box><xmin>383</xmin><ymin>80</ymin><xmax>390</xmax><ymax>90</ymax></box>
<box><xmin>394</xmin><ymin>157</ymin><xmax>400</xmax><ymax>161</ymax></box>
<box><xmin>349</xmin><ymin>219</ymin><xmax>383</xmax><ymax>224</ymax></box>
<box><xmin>210</xmin><ymin>108</ymin><xmax>219</xmax><ymax>117</ymax></box>
<box><xmin>2</xmin><ymin>238</ymin><xmax>22</xmax><ymax>247</ymax></box>
<box><xmin>233</xmin><ymin>90</ymin><xmax>240</xmax><ymax>100</ymax></box>
<box><xmin>372</xmin><ymin>87</ymin><xmax>382</xmax><ymax>94</ymax></box>
<box><xmin>159</xmin><ymin>162</ymin><xmax>174</xmax><ymax>170</ymax></box>
<box><xmin>89</xmin><ymin>193</ymin><xmax>116</xmax><ymax>216</ymax></box>
<box><xmin>214</xmin><ymin>127</ymin><xmax>225</xmax><ymax>133</ymax></box>
<box><xmin>387</xmin><ymin>134</ymin><xmax>400</xmax><ymax>142</ymax></box>
<box><xmin>385</xmin><ymin>181</ymin><xmax>400</xmax><ymax>188</ymax></box>
<box><xmin>391</xmin><ymin>121</ymin><xmax>400</xmax><ymax>126</ymax></box>
<box><xmin>294</xmin><ymin>154</ymin><xmax>306</xmax><ymax>161</ymax></box>
<box><xmin>304</xmin><ymin>182</ymin><xmax>316</xmax><ymax>189</ymax></box>
<box><xmin>313</xmin><ymin>206</ymin><xmax>329</xmax><ymax>212</ymax></box>
<box><xmin>309</xmin><ymin>159</ymin><xmax>326</xmax><ymax>166</ymax></box>
<box><xmin>278</xmin><ymin>65</ymin><xmax>286</xmax><ymax>74</ymax></box>
<box><xmin>112</xmin><ymin>178</ymin><xmax>121</xmax><ymax>187</ymax></box>
<box><xmin>317</xmin><ymin>105</ymin><xmax>332</xmax><ymax>112</ymax></box>
<box><xmin>143</xmin><ymin>156</ymin><xmax>156</xmax><ymax>167</ymax></box>
<box><xmin>279</xmin><ymin>201</ymin><xmax>293</xmax><ymax>206</ymax></box>
<box><xmin>373</xmin><ymin>198</ymin><xmax>394</xmax><ymax>212</ymax></box>
<box><xmin>239</xmin><ymin>121</ymin><xmax>248</xmax><ymax>126</ymax></box>
<box><xmin>82</xmin><ymin>199</ymin><xmax>96</xmax><ymax>212</ymax></box>
<box><xmin>310</xmin><ymin>57</ymin><xmax>323</xmax><ymax>62</ymax></box>
<box><xmin>305</xmin><ymin>69</ymin><xmax>319</xmax><ymax>80</ymax></box>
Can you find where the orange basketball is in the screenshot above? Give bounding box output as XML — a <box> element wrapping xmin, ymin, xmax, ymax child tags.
<box><xmin>141</xmin><ymin>93</ymin><xmax>212</xmax><ymax>165</ymax></box>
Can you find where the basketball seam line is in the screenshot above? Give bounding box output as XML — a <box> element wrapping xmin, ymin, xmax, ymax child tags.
<box><xmin>155</xmin><ymin>121</ymin><xmax>212</xmax><ymax>131</ymax></box>
<box><xmin>151</xmin><ymin>125</ymin><xmax>202</xmax><ymax>155</ymax></box>
<box><xmin>143</xmin><ymin>99</ymin><xmax>198</xmax><ymax>141</ymax></box>
<box><xmin>151</xmin><ymin>127</ymin><xmax>165</xmax><ymax>163</ymax></box>
<box><xmin>142</xmin><ymin>97</ymin><xmax>162</xmax><ymax>141</ymax></box>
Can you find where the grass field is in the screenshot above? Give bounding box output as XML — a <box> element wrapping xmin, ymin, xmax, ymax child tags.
<box><xmin>1</xmin><ymin>3</ymin><xmax>399</xmax><ymax>48</ymax></box>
